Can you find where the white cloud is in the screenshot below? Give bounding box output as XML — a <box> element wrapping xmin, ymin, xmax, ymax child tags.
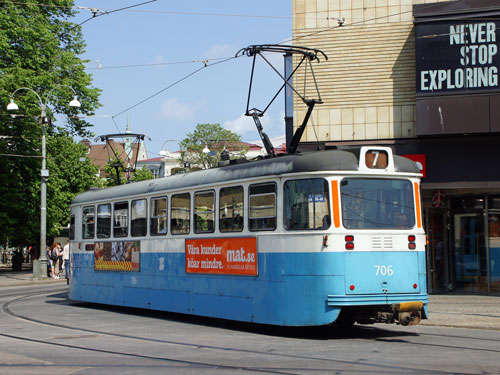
<box><xmin>251</xmin><ymin>134</ymin><xmax>286</xmax><ymax>147</ymax></box>
<box><xmin>150</xmin><ymin>55</ymin><xmax>169</xmax><ymax>70</ymax></box>
<box><xmin>204</xmin><ymin>44</ymin><xmax>236</xmax><ymax>60</ymax></box>
<box><xmin>223</xmin><ymin>112</ymin><xmax>275</xmax><ymax>136</ymax></box>
<box><xmin>159</xmin><ymin>97</ymin><xmax>199</xmax><ymax>121</ymax></box>
<box><xmin>152</xmin><ymin>55</ymin><xmax>166</xmax><ymax>64</ymax></box>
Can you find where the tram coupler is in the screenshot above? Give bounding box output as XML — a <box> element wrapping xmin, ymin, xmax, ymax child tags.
<box><xmin>393</xmin><ymin>301</ymin><xmax>423</xmax><ymax>326</ymax></box>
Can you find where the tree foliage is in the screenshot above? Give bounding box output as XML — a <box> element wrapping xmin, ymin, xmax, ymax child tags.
<box><xmin>132</xmin><ymin>167</ymin><xmax>154</xmax><ymax>182</ymax></box>
<box><xmin>179</xmin><ymin>123</ymin><xmax>247</xmax><ymax>170</ymax></box>
<box><xmin>104</xmin><ymin>157</ymin><xmax>127</xmax><ymax>187</ymax></box>
<box><xmin>45</xmin><ymin>137</ymin><xmax>101</xmax><ymax>238</ymax></box>
<box><xmin>103</xmin><ymin>159</ymin><xmax>154</xmax><ymax>187</ymax></box>
<box><xmin>0</xmin><ymin>1</ymin><xmax>101</xmax><ymax>248</ymax></box>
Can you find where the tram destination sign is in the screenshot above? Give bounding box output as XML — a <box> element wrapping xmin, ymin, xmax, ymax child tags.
<box><xmin>416</xmin><ymin>21</ymin><xmax>500</xmax><ymax>95</ymax></box>
<box><xmin>185</xmin><ymin>237</ymin><xmax>258</xmax><ymax>276</ymax></box>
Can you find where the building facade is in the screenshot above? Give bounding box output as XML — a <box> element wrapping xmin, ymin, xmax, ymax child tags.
<box><xmin>292</xmin><ymin>0</ymin><xmax>500</xmax><ymax>293</ymax></box>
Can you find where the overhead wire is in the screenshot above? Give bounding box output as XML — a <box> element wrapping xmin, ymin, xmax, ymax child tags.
<box><xmin>79</xmin><ymin>7</ymin><xmax>290</xmax><ymax>19</ymax></box>
<box><xmin>111</xmin><ymin>56</ymin><xmax>239</xmax><ymax>119</ymax></box>
<box><xmin>286</xmin><ymin>1</ymin><xmax>464</xmax><ymax>45</ymax></box>
<box><xmin>84</xmin><ymin>57</ymin><xmax>234</xmax><ymax>71</ymax></box>
<box><xmin>1</xmin><ymin>0</ymin><xmax>159</xmax><ymax>137</ymax></box>
<box><xmin>7</xmin><ymin>0</ymin><xmax>470</xmax><ymax>147</ymax></box>
<box><xmin>77</xmin><ymin>0</ymin><xmax>158</xmax><ymax>27</ymax></box>
<box><xmin>0</xmin><ymin>1</ymin><xmax>290</xmax><ymax>20</ymax></box>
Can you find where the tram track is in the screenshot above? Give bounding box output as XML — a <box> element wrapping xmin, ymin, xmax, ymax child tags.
<box><xmin>1</xmin><ymin>288</ymin><xmax>491</xmax><ymax>375</ymax></box>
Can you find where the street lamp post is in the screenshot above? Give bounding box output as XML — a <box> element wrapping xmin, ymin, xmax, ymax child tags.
<box><xmin>158</xmin><ymin>140</ymin><xmax>180</xmax><ymax>176</ymax></box>
<box><xmin>158</xmin><ymin>139</ymin><xmax>179</xmax><ymax>156</ymax></box>
<box><xmin>7</xmin><ymin>86</ymin><xmax>81</xmax><ymax>279</ymax></box>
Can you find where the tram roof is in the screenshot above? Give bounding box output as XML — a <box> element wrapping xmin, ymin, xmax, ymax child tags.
<box><xmin>72</xmin><ymin>149</ymin><xmax>420</xmax><ymax>204</ymax></box>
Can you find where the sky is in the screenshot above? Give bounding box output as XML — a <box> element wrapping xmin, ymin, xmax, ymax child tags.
<box><xmin>71</xmin><ymin>0</ymin><xmax>292</xmax><ymax>158</ymax></box>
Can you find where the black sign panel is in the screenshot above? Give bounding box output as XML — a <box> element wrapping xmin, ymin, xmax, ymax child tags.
<box><xmin>416</xmin><ymin>21</ymin><xmax>500</xmax><ymax>95</ymax></box>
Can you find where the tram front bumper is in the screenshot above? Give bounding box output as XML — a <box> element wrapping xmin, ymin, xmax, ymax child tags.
<box><xmin>328</xmin><ymin>294</ymin><xmax>427</xmax><ymax>326</ymax></box>
<box><xmin>394</xmin><ymin>301</ymin><xmax>423</xmax><ymax>326</ymax></box>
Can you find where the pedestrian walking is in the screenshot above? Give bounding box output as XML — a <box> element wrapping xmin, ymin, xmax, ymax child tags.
<box><xmin>63</xmin><ymin>242</ymin><xmax>70</xmax><ymax>281</ymax></box>
<box><xmin>47</xmin><ymin>244</ymin><xmax>54</xmax><ymax>277</ymax></box>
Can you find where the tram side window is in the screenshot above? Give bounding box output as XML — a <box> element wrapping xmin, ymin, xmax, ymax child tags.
<box><xmin>194</xmin><ymin>191</ymin><xmax>215</xmax><ymax>233</ymax></box>
<box><xmin>82</xmin><ymin>206</ymin><xmax>95</xmax><ymax>239</ymax></box>
<box><xmin>171</xmin><ymin>193</ymin><xmax>190</xmax><ymax>234</ymax></box>
<box><xmin>113</xmin><ymin>201</ymin><xmax>129</xmax><ymax>238</ymax></box>
<box><xmin>249</xmin><ymin>183</ymin><xmax>276</xmax><ymax>231</ymax></box>
<box><xmin>69</xmin><ymin>215</ymin><xmax>75</xmax><ymax>240</ymax></box>
<box><xmin>97</xmin><ymin>204</ymin><xmax>111</xmax><ymax>238</ymax></box>
<box><xmin>150</xmin><ymin>197</ymin><xmax>167</xmax><ymax>236</ymax></box>
<box><xmin>219</xmin><ymin>186</ymin><xmax>244</xmax><ymax>232</ymax></box>
<box><xmin>131</xmin><ymin>199</ymin><xmax>147</xmax><ymax>237</ymax></box>
<box><xmin>284</xmin><ymin>178</ymin><xmax>331</xmax><ymax>230</ymax></box>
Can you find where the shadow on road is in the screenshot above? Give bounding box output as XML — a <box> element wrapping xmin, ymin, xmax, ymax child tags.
<box><xmin>55</xmin><ymin>299</ymin><xmax>418</xmax><ymax>340</ymax></box>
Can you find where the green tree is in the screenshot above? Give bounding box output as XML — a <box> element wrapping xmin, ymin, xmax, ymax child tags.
<box><xmin>132</xmin><ymin>167</ymin><xmax>154</xmax><ymax>182</ymax></box>
<box><xmin>104</xmin><ymin>157</ymin><xmax>127</xmax><ymax>187</ymax></box>
<box><xmin>0</xmin><ymin>1</ymin><xmax>101</xmax><ymax>248</ymax></box>
<box><xmin>179</xmin><ymin>123</ymin><xmax>247</xmax><ymax>170</ymax></box>
<box><xmin>104</xmin><ymin>159</ymin><xmax>154</xmax><ymax>187</ymax></box>
<box><xmin>45</xmin><ymin>136</ymin><xmax>101</xmax><ymax>238</ymax></box>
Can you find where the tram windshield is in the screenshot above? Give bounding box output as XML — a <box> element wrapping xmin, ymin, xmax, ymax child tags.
<box><xmin>341</xmin><ymin>178</ymin><xmax>415</xmax><ymax>229</ymax></box>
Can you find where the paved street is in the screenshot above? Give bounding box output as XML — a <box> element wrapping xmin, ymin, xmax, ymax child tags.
<box><xmin>1</xmin><ymin>268</ymin><xmax>499</xmax><ymax>374</ymax></box>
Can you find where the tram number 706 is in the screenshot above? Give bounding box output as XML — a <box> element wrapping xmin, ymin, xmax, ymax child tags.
<box><xmin>374</xmin><ymin>265</ymin><xmax>394</xmax><ymax>276</ymax></box>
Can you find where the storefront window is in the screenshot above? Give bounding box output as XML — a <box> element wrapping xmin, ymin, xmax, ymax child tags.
<box><xmin>488</xmin><ymin>213</ymin><xmax>500</xmax><ymax>293</ymax></box>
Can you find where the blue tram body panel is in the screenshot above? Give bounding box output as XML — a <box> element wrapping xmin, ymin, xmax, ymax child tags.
<box><xmin>69</xmin><ymin>248</ymin><xmax>427</xmax><ymax>326</ymax></box>
<box><xmin>344</xmin><ymin>252</ymin><xmax>420</xmax><ymax>295</ymax></box>
<box><xmin>70</xmin><ymin>251</ymin><xmax>346</xmax><ymax>325</ymax></box>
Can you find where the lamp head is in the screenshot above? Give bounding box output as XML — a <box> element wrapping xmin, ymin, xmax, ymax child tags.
<box><xmin>69</xmin><ymin>96</ymin><xmax>81</xmax><ymax>108</ymax></box>
<box><xmin>7</xmin><ymin>98</ymin><xmax>19</xmax><ymax>111</ymax></box>
<box><xmin>202</xmin><ymin>145</ymin><xmax>210</xmax><ymax>154</ymax></box>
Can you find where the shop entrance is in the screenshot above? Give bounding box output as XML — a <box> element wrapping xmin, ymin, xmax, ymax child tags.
<box><xmin>426</xmin><ymin>209</ymin><xmax>450</xmax><ymax>292</ymax></box>
<box><xmin>487</xmin><ymin>211</ymin><xmax>500</xmax><ymax>293</ymax></box>
<box><xmin>453</xmin><ymin>213</ymin><xmax>487</xmax><ymax>292</ymax></box>
<box><xmin>426</xmin><ymin>196</ymin><xmax>500</xmax><ymax>293</ymax></box>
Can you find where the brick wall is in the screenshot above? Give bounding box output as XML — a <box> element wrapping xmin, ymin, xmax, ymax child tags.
<box><xmin>292</xmin><ymin>0</ymin><xmax>448</xmax><ymax>142</ymax></box>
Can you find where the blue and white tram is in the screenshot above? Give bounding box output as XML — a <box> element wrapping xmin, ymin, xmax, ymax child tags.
<box><xmin>68</xmin><ymin>146</ymin><xmax>428</xmax><ymax>327</ymax></box>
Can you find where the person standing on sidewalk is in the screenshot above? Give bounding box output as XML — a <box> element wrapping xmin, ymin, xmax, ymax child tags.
<box><xmin>57</xmin><ymin>242</ymin><xmax>63</xmax><ymax>273</ymax></box>
<box><xmin>47</xmin><ymin>244</ymin><xmax>55</xmax><ymax>277</ymax></box>
<box><xmin>50</xmin><ymin>243</ymin><xmax>62</xmax><ymax>279</ymax></box>
<box><xmin>63</xmin><ymin>242</ymin><xmax>70</xmax><ymax>282</ymax></box>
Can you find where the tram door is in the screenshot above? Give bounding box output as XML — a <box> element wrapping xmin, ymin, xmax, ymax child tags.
<box><xmin>453</xmin><ymin>213</ymin><xmax>486</xmax><ymax>292</ymax></box>
<box><xmin>426</xmin><ymin>209</ymin><xmax>449</xmax><ymax>292</ymax></box>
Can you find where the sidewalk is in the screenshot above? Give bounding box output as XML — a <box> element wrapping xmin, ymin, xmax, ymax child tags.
<box><xmin>420</xmin><ymin>294</ymin><xmax>500</xmax><ymax>331</ymax></box>
<box><xmin>1</xmin><ymin>263</ymin><xmax>499</xmax><ymax>330</ymax></box>
<box><xmin>0</xmin><ymin>262</ymin><xmax>67</xmax><ymax>287</ymax></box>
